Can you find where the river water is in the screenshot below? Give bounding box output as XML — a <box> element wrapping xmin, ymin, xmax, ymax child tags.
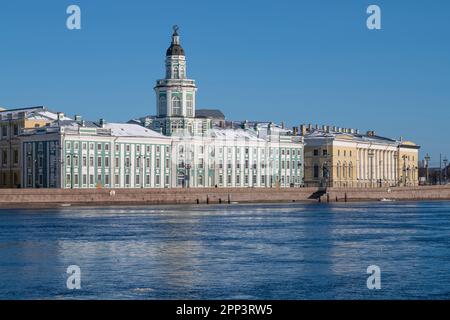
<box><xmin>0</xmin><ymin>201</ymin><xmax>449</xmax><ymax>300</ymax></box>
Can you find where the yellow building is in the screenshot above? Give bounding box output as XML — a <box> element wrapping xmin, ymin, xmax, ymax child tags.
<box><xmin>302</xmin><ymin>125</ymin><xmax>419</xmax><ymax>188</ymax></box>
<box><xmin>0</xmin><ymin>107</ymin><xmax>68</xmax><ymax>188</ymax></box>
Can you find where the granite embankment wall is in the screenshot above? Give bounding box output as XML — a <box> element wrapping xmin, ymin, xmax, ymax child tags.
<box><xmin>0</xmin><ymin>186</ymin><xmax>449</xmax><ymax>208</ymax></box>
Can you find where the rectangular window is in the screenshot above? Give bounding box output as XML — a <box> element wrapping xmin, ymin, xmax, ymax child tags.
<box><xmin>313</xmin><ymin>164</ymin><xmax>319</xmax><ymax>178</ymax></box>
<box><xmin>90</xmin><ymin>175</ymin><xmax>94</xmax><ymax>185</ymax></box>
<box><xmin>97</xmin><ymin>157</ymin><xmax>102</xmax><ymax>167</ymax></box>
<box><xmin>165</xmin><ymin>175</ymin><xmax>170</xmax><ymax>185</ymax></box>
<box><xmin>82</xmin><ymin>174</ymin><xmax>87</xmax><ymax>185</ymax></box>
<box><xmin>313</xmin><ymin>149</ymin><xmax>319</xmax><ymax>156</ymax></box>
<box><xmin>136</xmin><ymin>175</ymin><xmax>140</xmax><ymax>185</ymax></box>
<box><xmin>90</xmin><ymin>157</ymin><xmax>94</xmax><ymax>166</ymax></box>
<box><xmin>125</xmin><ymin>174</ymin><xmax>130</xmax><ymax>185</ymax></box>
<box><xmin>115</xmin><ymin>174</ymin><xmax>120</xmax><ymax>185</ymax></box>
<box><xmin>97</xmin><ymin>143</ymin><xmax>102</xmax><ymax>151</ymax></box>
<box><xmin>105</xmin><ymin>174</ymin><xmax>110</xmax><ymax>185</ymax></box>
<box><xmin>105</xmin><ymin>157</ymin><xmax>109</xmax><ymax>167</ymax></box>
<box><xmin>145</xmin><ymin>175</ymin><xmax>150</xmax><ymax>185</ymax></box>
<box><xmin>115</xmin><ymin>157</ymin><xmax>119</xmax><ymax>167</ymax></box>
<box><xmin>155</xmin><ymin>175</ymin><xmax>160</xmax><ymax>185</ymax></box>
<box><xmin>82</xmin><ymin>156</ymin><xmax>87</xmax><ymax>167</ymax></box>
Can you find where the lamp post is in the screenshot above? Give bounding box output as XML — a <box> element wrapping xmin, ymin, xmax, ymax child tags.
<box><xmin>424</xmin><ymin>153</ymin><xmax>431</xmax><ymax>185</ymax></box>
<box><xmin>444</xmin><ymin>157</ymin><xmax>448</xmax><ymax>184</ymax></box>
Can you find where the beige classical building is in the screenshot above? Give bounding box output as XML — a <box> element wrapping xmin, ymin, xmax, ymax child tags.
<box><xmin>302</xmin><ymin>125</ymin><xmax>419</xmax><ymax>188</ymax></box>
<box><xmin>0</xmin><ymin>106</ymin><xmax>68</xmax><ymax>187</ymax></box>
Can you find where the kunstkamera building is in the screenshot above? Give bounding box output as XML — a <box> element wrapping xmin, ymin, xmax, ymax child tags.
<box><xmin>18</xmin><ymin>27</ymin><xmax>305</xmax><ymax>189</ymax></box>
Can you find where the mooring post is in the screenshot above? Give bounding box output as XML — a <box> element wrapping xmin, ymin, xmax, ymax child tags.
<box><xmin>228</xmin><ymin>194</ymin><xmax>231</xmax><ymax>204</ymax></box>
<box><xmin>327</xmin><ymin>193</ymin><xmax>330</xmax><ymax>203</ymax></box>
<box><xmin>336</xmin><ymin>196</ymin><xmax>338</xmax><ymax>202</ymax></box>
<box><xmin>345</xmin><ymin>192</ymin><xmax>348</xmax><ymax>202</ymax></box>
<box><xmin>318</xmin><ymin>196</ymin><xmax>321</xmax><ymax>203</ymax></box>
<box><xmin>206</xmin><ymin>195</ymin><xmax>209</xmax><ymax>204</ymax></box>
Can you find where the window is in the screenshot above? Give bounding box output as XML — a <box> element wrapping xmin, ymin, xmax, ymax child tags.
<box><xmin>145</xmin><ymin>175</ymin><xmax>150</xmax><ymax>185</ymax></box>
<box><xmin>97</xmin><ymin>143</ymin><xmax>102</xmax><ymax>151</ymax></box>
<box><xmin>1</xmin><ymin>126</ymin><xmax>7</xmax><ymax>138</ymax></box>
<box><xmin>146</xmin><ymin>158</ymin><xmax>151</xmax><ymax>168</ymax></box>
<box><xmin>313</xmin><ymin>164</ymin><xmax>319</xmax><ymax>178</ymax></box>
<box><xmin>125</xmin><ymin>174</ymin><xmax>130</xmax><ymax>185</ymax></box>
<box><xmin>90</xmin><ymin>175</ymin><xmax>94</xmax><ymax>185</ymax></box>
<box><xmin>14</xmin><ymin>149</ymin><xmax>21</xmax><ymax>164</ymax></box>
<box><xmin>97</xmin><ymin>174</ymin><xmax>102</xmax><ymax>184</ymax></box>
<box><xmin>105</xmin><ymin>144</ymin><xmax>109</xmax><ymax>151</ymax></box>
<box><xmin>155</xmin><ymin>175</ymin><xmax>160</xmax><ymax>185</ymax></box>
<box><xmin>74</xmin><ymin>174</ymin><xmax>79</xmax><ymax>185</ymax></box>
<box><xmin>90</xmin><ymin>157</ymin><xmax>94</xmax><ymax>166</ymax></box>
<box><xmin>66</xmin><ymin>156</ymin><xmax>71</xmax><ymax>166</ymax></box>
<box><xmin>156</xmin><ymin>158</ymin><xmax>160</xmax><ymax>169</ymax></box>
<box><xmin>105</xmin><ymin>157</ymin><xmax>109</xmax><ymax>167</ymax></box>
<box><xmin>90</xmin><ymin>143</ymin><xmax>94</xmax><ymax>150</ymax></box>
<box><xmin>105</xmin><ymin>175</ymin><xmax>110</xmax><ymax>185</ymax></box>
<box><xmin>313</xmin><ymin>149</ymin><xmax>319</xmax><ymax>156</ymax></box>
<box><xmin>115</xmin><ymin>157</ymin><xmax>119</xmax><ymax>167</ymax></box>
<box><xmin>125</xmin><ymin>157</ymin><xmax>130</xmax><ymax>167</ymax></box>
<box><xmin>82</xmin><ymin>143</ymin><xmax>87</xmax><ymax>150</ymax></box>
<box><xmin>136</xmin><ymin>175</ymin><xmax>140</xmax><ymax>185</ymax></box>
<box><xmin>115</xmin><ymin>174</ymin><xmax>120</xmax><ymax>185</ymax></box>
<box><xmin>252</xmin><ymin>175</ymin><xmax>257</xmax><ymax>184</ymax></box>
<box><xmin>82</xmin><ymin>156</ymin><xmax>87</xmax><ymax>167</ymax></box>
<box><xmin>186</xmin><ymin>95</ymin><xmax>194</xmax><ymax>117</ymax></box>
<box><xmin>323</xmin><ymin>149</ymin><xmax>328</xmax><ymax>156</ymax></box>
<box><xmin>115</xmin><ymin>144</ymin><xmax>120</xmax><ymax>152</ymax></box>
<box><xmin>236</xmin><ymin>175</ymin><xmax>240</xmax><ymax>184</ymax></box>
<box><xmin>165</xmin><ymin>175</ymin><xmax>170</xmax><ymax>185</ymax></box>
<box><xmin>227</xmin><ymin>175</ymin><xmax>232</xmax><ymax>184</ymax></box>
<box><xmin>97</xmin><ymin>157</ymin><xmax>102</xmax><ymax>167</ymax></box>
<box><xmin>159</xmin><ymin>95</ymin><xmax>167</xmax><ymax>116</ymax></box>
<box><xmin>172</xmin><ymin>96</ymin><xmax>182</xmax><ymax>115</ymax></box>
<box><xmin>66</xmin><ymin>174</ymin><xmax>71</xmax><ymax>185</ymax></box>
<box><xmin>126</xmin><ymin>144</ymin><xmax>130</xmax><ymax>152</ymax></box>
<box><xmin>82</xmin><ymin>174</ymin><xmax>87</xmax><ymax>185</ymax></box>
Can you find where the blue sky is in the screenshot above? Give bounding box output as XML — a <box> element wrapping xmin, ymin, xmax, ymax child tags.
<box><xmin>0</xmin><ymin>0</ymin><xmax>449</xmax><ymax>164</ymax></box>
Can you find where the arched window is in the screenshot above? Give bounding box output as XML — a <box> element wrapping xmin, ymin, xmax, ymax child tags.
<box><xmin>343</xmin><ymin>162</ymin><xmax>347</xmax><ymax>179</ymax></box>
<box><xmin>158</xmin><ymin>96</ymin><xmax>166</xmax><ymax>116</ymax></box>
<box><xmin>186</xmin><ymin>95</ymin><xmax>193</xmax><ymax>117</ymax></box>
<box><xmin>337</xmin><ymin>161</ymin><xmax>341</xmax><ymax>178</ymax></box>
<box><xmin>172</xmin><ymin>96</ymin><xmax>182</xmax><ymax>116</ymax></box>
<box><xmin>349</xmin><ymin>162</ymin><xmax>353</xmax><ymax>178</ymax></box>
<box><xmin>173</xmin><ymin>67</ymin><xmax>179</xmax><ymax>79</ymax></box>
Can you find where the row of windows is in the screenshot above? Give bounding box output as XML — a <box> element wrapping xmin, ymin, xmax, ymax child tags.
<box><xmin>65</xmin><ymin>155</ymin><xmax>168</xmax><ymax>169</ymax></box>
<box><xmin>66</xmin><ymin>142</ymin><xmax>169</xmax><ymax>154</ymax></box>
<box><xmin>0</xmin><ymin>123</ymin><xmax>20</xmax><ymax>138</ymax></box>
<box><xmin>1</xmin><ymin>149</ymin><xmax>19</xmax><ymax>166</ymax></box>
<box><xmin>65</xmin><ymin>173</ymin><xmax>170</xmax><ymax>187</ymax></box>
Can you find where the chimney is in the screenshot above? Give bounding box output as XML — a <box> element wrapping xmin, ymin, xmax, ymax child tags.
<box><xmin>292</xmin><ymin>127</ymin><xmax>298</xmax><ymax>135</ymax></box>
<box><xmin>57</xmin><ymin>112</ymin><xmax>65</xmax><ymax>121</ymax></box>
<box><xmin>367</xmin><ymin>130</ymin><xmax>375</xmax><ymax>137</ymax></box>
<box><xmin>242</xmin><ymin>120</ymin><xmax>249</xmax><ymax>130</ymax></box>
<box><xmin>81</xmin><ymin>120</ymin><xmax>86</xmax><ymax>127</ymax></box>
<box><xmin>281</xmin><ymin>121</ymin><xmax>285</xmax><ymax>129</ymax></box>
<box><xmin>356</xmin><ymin>129</ymin><xmax>360</xmax><ymax>134</ymax></box>
<box><xmin>99</xmin><ymin>118</ymin><xmax>106</xmax><ymax>128</ymax></box>
<box><xmin>300</xmin><ymin>124</ymin><xmax>306</xmax><ymax>136</ymax></box>
<box><xmin>74</xmin><ymin>114</ymin><xmax>82</xmax><ymax>122</ymax></box>
<box><xmin>308</xmin><ymin>124</ymin><xmax>312</xmax><ymax>132</ymax></box>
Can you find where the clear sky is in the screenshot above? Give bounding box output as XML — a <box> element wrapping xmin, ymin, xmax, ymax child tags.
<box><xmin>0</xmin><ymin>0</ymin><xmax>449</xmax><ymax>164</ymax></box>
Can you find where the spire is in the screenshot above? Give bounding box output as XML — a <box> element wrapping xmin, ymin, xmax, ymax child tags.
<box><xmin>166</xmin><ymin>25</ymin><xmax>185</xmax><ymax>56</ymax></box>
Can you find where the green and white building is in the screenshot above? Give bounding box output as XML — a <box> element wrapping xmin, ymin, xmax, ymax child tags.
<box><xmin>19</xmin><ymin>27</ymin><xmax>305</xmax><ymax>189</ymax></box>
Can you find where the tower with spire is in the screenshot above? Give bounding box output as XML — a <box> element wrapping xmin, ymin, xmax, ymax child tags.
<box><xmin>153</xmin><ymin>26</ymin><xmax>209</xmax><ymax>136</ymax></box>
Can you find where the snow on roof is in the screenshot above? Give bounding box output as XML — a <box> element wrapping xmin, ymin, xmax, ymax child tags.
<box><xmin>104</xmin><ymin>123</ymin><xmax>168</xmax><ymax>139</ymax></box>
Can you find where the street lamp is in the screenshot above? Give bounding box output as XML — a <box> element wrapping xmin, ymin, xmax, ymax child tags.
<box><xmin>444</xmin><ymin>157</ymin><xmax>448</xmax><ymax>184</ymax></box>
<box><xmin>424</xmin><ymin>153</ymin><xmax>431</xmax><ymax>185</ymax></box>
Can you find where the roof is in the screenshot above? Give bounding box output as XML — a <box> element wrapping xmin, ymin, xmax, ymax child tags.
<box><xmin>104</xmin><ymin>123</ymin><xmax>168</xmax><ymax>138</ymax></box>
<box><xmin>196</xmin><ymin>109</ymin><xmax>225</xmax><ymax>119</ymax></box>
<box><xmin>303</xmin><ymin>128</ymin><xmax>404</xmax><ymax>146</ymax></box>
